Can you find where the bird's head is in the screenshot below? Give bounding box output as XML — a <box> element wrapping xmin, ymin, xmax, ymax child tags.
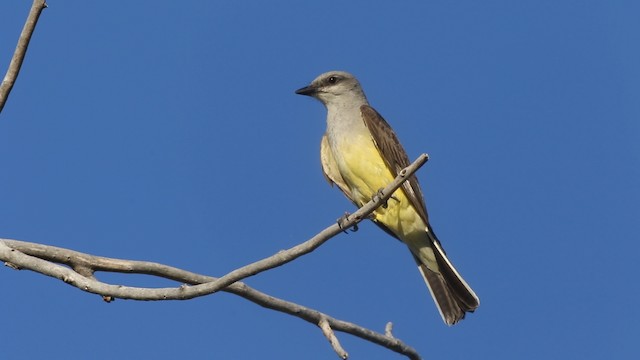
<box><xmin>295</xmin><ymin>71</ymin><xmax>367</xmax><ymax>107</ymax></box>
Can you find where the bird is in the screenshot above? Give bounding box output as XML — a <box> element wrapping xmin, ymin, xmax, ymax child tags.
<box><xmin>295</xmin><ymin>71</ymin><xmax>479</xmax><ymax>325</ymax></box>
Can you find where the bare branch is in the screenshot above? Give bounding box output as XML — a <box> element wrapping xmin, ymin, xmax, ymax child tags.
<box><xmin>0</xmin><ymin>154</ymin><xmax>428</xmax><ymax>359</ymax></box>
<box><xmin>319</xmin><ymin>316</ymin><xmax>349</xmax><ymax>359</ymax></box>
<box><xmin>0</xmin><ymin>0</ymin><xmax>47</xmax><ymax>114</ymax></box>
<box><xmin>3</xmin><ymin>153</ymin><xmax>429</xmax><ymax>302</ymax></box>
<box><xmin>0</xmin><ymin>239</ymin><xmax>421</xmax><ymax>360</ymax></box>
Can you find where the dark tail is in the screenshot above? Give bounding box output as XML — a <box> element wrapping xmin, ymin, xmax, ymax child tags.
<box><xmin>411</xmin><ymin>227</ymin><xmax>479</xmax><ymax>325</ymax></box>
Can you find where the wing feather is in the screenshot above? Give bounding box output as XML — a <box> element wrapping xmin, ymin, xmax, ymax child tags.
<box><xmin>360</xmin><ymin>105</ymin><xmax>430</xmax><ymax>224</ymax></box>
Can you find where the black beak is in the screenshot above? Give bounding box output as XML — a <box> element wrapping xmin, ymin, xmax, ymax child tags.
<box><xmin>295</xmin><ymin>85</ymin><xmax>316</xmax><ymax>96</ymax></box>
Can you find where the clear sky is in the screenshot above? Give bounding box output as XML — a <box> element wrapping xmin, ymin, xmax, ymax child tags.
<box><xmin>1</xmin><ymin>1</ymin><xmax>639</xmax><ymax>359</ymax></box>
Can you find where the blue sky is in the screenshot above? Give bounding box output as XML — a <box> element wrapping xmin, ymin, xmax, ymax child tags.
<box><xmin>1</xmin><ymin>1</ymin><xmax>639</xmax><ymax>359</ymax></box>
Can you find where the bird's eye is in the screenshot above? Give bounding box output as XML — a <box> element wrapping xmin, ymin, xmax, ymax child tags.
<box><xmin>328</xmin><ymin>76</ymin><xmax>338</xmax><ymax>84</ymax></box>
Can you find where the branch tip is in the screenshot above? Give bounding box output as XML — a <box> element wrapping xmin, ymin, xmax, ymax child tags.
<box><xmin>319</xmin><ymin>317</ymin><xmax>349</xmax><ymax>359</ymax></box>
<box><xmin>385</xmin><ymin>322</ymin><xmax>395</xmax><ymax>338</ymax></box>
<box><xmin>5</xmin><ymin>261</ymin><xmax>21</xmax><ymax>270</ymax></box>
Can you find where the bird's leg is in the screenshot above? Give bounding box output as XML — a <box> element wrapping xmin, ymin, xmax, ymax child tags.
<box><xmin>373</xmin><ymin>188</ymin><xmax>399</xmax><ymax>209</ymax></box>
<box><xmin>337</xmin><ymin>212</ymin><xmax>359</xmax><ymax>233</ymax></box>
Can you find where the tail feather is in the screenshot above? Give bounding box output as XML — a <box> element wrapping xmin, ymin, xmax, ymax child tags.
<box><xmin>416</xmin><ymin>262</ymin><xmax>464</xmax><ymax>325</ymax></box>
<box><xmin>411</xmin><ymin>228</ymin><xmax>479</xmax><ymax>325</ymax></box>
<box><xmin>431</xmin><ymin>237</ymin><xmax>480</xmax><ymax>312</ymax></box>
<box><xmin>416</xmin><ymin>258</ymin><xmax>478</xmax><ymax>325</ymax></box>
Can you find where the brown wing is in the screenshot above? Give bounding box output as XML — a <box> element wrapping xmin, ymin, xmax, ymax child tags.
<box><xmin>320</xmin><ymin>133</ymin><xmax>357</xmax><ymax>206</ymax></box>
<box><xmin>360</xmin><ymin>105</ymin><xmax>430</xmax><ymax>224</ymax></box>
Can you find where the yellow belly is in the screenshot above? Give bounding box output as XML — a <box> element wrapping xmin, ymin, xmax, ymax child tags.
<box><xmin>335</xmin><ymin>135</ymin><xmax>426</xmax><ymax>239</ymax></box>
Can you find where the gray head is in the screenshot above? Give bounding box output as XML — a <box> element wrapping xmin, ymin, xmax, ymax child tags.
<box><xmin>295</xmin><ymin>71</ymin><xmax>368</xmax><ymax>108</ymax></box>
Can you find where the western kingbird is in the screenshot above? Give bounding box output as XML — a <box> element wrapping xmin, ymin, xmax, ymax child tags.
<box><xmin>295</xmin><ymin>71</ymin><xmax>479</xmax><ymax>325</ymax></box>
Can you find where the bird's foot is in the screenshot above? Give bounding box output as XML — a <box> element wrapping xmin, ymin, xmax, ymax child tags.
<box><xmin>373</xmin><ymin>188</ymin><xmax>399</xmax><ymax>209</ymax></box>
<box><xmin>337</xmin><ymin>212</ymin><xmax>358</xmax><ymax>233</ymax></box>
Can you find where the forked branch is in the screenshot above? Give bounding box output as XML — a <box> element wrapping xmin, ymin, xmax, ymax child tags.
<box><xmin>1</xmin><ymin>154</ymin><xmax>428</xmax><ymax>360</ymax></box>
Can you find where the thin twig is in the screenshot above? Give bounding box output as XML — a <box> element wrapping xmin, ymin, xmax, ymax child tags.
<box><xmin>319</xmin><ymin>316</ymin><xmax>349</xmax><ymax>359</ymax></box>
<box><xmin>0</xmin><ymin>0</ymin><xmax>47</xmax><ymax>114</ymax></box>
